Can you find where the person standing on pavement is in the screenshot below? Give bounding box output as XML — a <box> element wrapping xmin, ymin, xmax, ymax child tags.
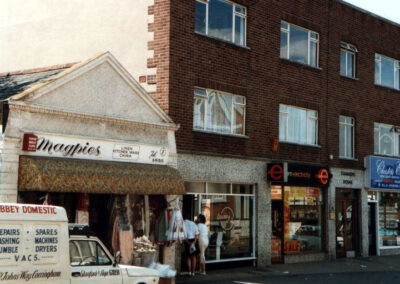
<box><xmin>196</xmin><ymin>214</ymin><xmax>209</xmax><ymax>275</ymax></box>
<box><xmin>184</xmin><ymin>217</ymin><xmax>199</xmax><ymax>276</ymax></box>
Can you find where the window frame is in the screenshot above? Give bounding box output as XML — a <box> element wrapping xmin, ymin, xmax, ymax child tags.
<box><xmin>375</xmin><ymin>53</ymin><xmax>400</xmax><ymax>90</ymax></box>
<box><xmin>374</xmin><ymin>122</ymin><xmax>400</xmax><ymax>157</ymax></box>
<box><xmin>195</xmin><ymin>0</ymin><xmax>247</xmax><ymax>46</ymax></box>
<box><xmin>340</xmin><ymin>42</ymin><xmax>357</xmax><ymax>78</ymax></box>
<box><xmin>193</xmin><ymin>87</ymin><xmax>246</xmax><ymax>136</ymax></box>
<box><xmin>339</xmin><ymin>116</ymin><xmax>355</xmax><ymax>159</ymax></box>
<box><xmin>280</xmin><ymin>21</ymin><xmax>320</xmax><ymax>67</ymax></box>
<box><xmin>279</xmin><ymin>104</ymin><xmax>319</xmax><ymax>146</ymax></box>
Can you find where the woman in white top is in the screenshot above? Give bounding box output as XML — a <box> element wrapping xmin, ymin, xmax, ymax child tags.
<box><xmin>196</xmin><ymin>214</ymin><xmax>209</xmax><ymax>275</ymax></box>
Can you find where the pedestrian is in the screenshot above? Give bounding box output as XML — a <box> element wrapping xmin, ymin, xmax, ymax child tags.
<box><xmin>183</xmin><ymin>215</ymin><xmax>199</xmax><ymax>276</ymax></box>
<box><xmin>196</xmin><ymin>214</ymin><xmax>209</xmax><ymax>275</ymax></box>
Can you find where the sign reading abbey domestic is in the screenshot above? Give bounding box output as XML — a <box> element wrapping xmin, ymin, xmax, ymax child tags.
<box><xmin>21</xmin><ymin>133</ymin><xmax>169</xmax><ymax>165</ymax></box>
<box><xmin>365</xmin><ymin>156</ymin><xmax>400</xmax><ymax>190</ymax></box>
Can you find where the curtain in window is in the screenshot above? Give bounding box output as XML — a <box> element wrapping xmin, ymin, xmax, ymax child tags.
<box><xmin>206</xmin><ymin>91</ymin><xmax>232</xmax><ymax>133</ymax></box>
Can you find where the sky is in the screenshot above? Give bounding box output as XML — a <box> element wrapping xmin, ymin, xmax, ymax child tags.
<box><xmin>344</xmin><ymin>0</ymin><xmax>400</xmax><ymax>24</ymax></box>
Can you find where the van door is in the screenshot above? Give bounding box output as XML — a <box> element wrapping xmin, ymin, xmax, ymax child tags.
<box><xmin>70</xmin><ymin>239</ymin><xmax>122</xmax><ymax>284</ymax></box>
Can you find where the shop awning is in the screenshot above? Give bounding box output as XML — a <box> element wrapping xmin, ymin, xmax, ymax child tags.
<box><xmin>18</xmin><ymin>156</ymin><xmax>185</xmax><ymax>195</ymax></box>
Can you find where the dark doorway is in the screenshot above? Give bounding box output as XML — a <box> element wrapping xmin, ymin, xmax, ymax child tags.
<box><xmin>336</xmin><ymin>189</ymin><xmax>359</xmax><ymax>257</ymax></box>
<box><xmin>368</xmin><ymin>202</ymin><xmax>377</xmax><ymax>255</ymax></box>
<box><xmin>271</xmin><ymin>200</ymin><xmax>283</xmax><ymax>263</ymax></box>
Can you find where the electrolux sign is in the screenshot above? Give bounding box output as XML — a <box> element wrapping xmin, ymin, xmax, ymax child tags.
<box><xmin>365</xmin><ymin>156</ymin><xmax>400</xmax><ymax>190</ymax></box>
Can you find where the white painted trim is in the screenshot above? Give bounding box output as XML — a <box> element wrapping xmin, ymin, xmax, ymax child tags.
<box><xmin>9</xmin><ymin>102</ymin><xmax>178</xmax><ymax>131</ymax></box>
<box><xmin>206</xmin><ymin>257</ymin><xmax>256</xmax><ymax>264</ymax></box>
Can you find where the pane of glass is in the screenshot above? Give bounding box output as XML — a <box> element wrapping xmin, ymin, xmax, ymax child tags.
<box><xmin>281</xmin><ymin>21</ymin><xmax>288</xmax><ymax>30</ymax></box>
<box><xmin>395</xmin><ymin>67</ymin><xmax>399</xmax><ymax>90</ymax></box>
<box><xmin>379</xmin><ymin>192</ymin><xmax>400</xmax><ymax>247</ymax></box>
<box><xmin>348</xmin><ymin>53</ymin><xmax>354</xmax><ymax>77</ymax></box>
<box><xmin>279</xmin><ymin>113</ymin><xmax>287</xmax><ymax>141</ymax></box>
<box><xmin>194</xmin><ymin>88</ymin><xmax>207</xmax><ymax>97</ymax></box>
<box><xmin>280</xmin><ymin>30</ymin><xmax>288</xmax><ymax>58</ymax></box>
<box><xmin>193</xmin><ymin>97</ymin><xmax>205</xmax><ymax>129</ymax></box>
<box><xmin>207</xmin><ymin>183</ymin><xmax>231</xmax><ymax>194</ymax></box>
<box><xmin>381</xmin><ymin>56</ymin><xmax>395</xmax><ymax>88</ymax></box>
<box><xmin>310</xmin><ymin>41</ymin><xmax>317</xmax><ymax>67</ymax></box>
<box><xmin>233</xmin><ymin>104</ymin><xmax>245</xmax><ymax>135</ymax></box>
<box><xmin>195</xmin><ymin>1</ymin><xmax>207</xmax><ymax>34</ymax></box>
<box><xmin>203</xmin><ymin>195</ymin><xmax>253</xmax><ymax>260</ymax></box>
<box><xmin>235</xmin><ymin>5</ymin><xmax>245</xmax><ymax>14</ymax></box>
<box><xmin>234</xmin><ymin>15</ymin><xmax>245</xmax><ymax>46</ymax></box>
<box><xmin>380</xmin><ymin>125</ymin><xmax>394</xmax><ymax>155</ymax></box>
<box><xmin>339</xmin><ymin>123</ymin><xmax>346</xmax><ymax>157</ymax></box>
<box><xmin>232</xmin><ymin>184</ymin><xmax>253</xmax><ymax>194</ymax></box>
<box><xmin>339</xmin><ymin>116</ymin><xmax>346</xmax><ymax>123</ymax></box>
<box><xmin>96</xmin><ymin>244</ymin><xmax>112</xmax><ymax>265</ymax></box>
<box><xmin>308</xmin><ymin>110</ymin><xmax>317</xmax><ymax>118</ymax></box>
<box><xmin>208</xmin><ymin>0</ymin><xmax>233</xmax><ymax>42</ymax></box>
<box><xmin>234</xmin><ymin>96</ymin><xmax>245</xmax><ymax>104</ymax></box>
<box><xmin>288</xmin><ymin>107</ymin><xmax>307</xmax><ymax>143</ymax></box>
<box><xmin>289</xmin><ymin>25</ymin><xmax>309</xmax><ymax>65</ymax></box>
<box><xmin>347</xmin><ymin>124</ymin><xmax>354</xmax><ymax>157</ymax></box>
<box><xmin>206</xmin><ymin>91</ymin><xmax>232</xmax><ymax>133</ymax></box>
<box><xmin>185</xmin><ymin>182</ymin><xmax>205</xmax><ymax>193</ymax></box>
<box><xmin>340</xmin><ymin>42</ymin><xmax>348</xmax><ymax>49</ymax></box>
<box><xmin>284</xmin><ymin>187</ymin><xmax>323</xmax><ymax>253</ymax></box>
<box><xmin>308</xmin><ymin>118</ymin><xmax>316</xmax><ymax>145</ymax></box>
<box><xmin>375</xmin><ymin>61</ymin><xmax>380</xmax><ymax>84</ymax></box>
<box><xmin>279</xmin><ymin>104</ymin><xmax>287</xmax><ymax>112</ymax></box>
<box><xmin>310</xmin><ymin>32</ymin><xmax>318</xmax><ymax>40</ymax></box>
<box><xmin>340</xmin><ymin>50</ymin><xmax>347</xmax><ymax>76</ymax></box>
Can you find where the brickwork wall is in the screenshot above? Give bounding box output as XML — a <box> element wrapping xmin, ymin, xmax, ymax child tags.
<box><xmin>150</xmin><ymin>0</ymin><xmax>400</xmax><ymax>167</ymax></box>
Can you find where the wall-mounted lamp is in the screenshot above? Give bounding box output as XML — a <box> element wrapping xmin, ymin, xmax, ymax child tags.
<box><xmin>329</xmin><ymin>154</ymin><xmax>334</xmax><ymax>160</ymax></box>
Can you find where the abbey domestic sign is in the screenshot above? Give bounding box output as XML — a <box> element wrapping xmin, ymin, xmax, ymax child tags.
<box><xmin>365</xmin><ymin>155</ymin><xmax>400</xmax><ymax>190</ymax></box>
<box><xmin>21</xmin><ymin>133</ymin><xmax>169</xmax><ymax>165</ymax></box>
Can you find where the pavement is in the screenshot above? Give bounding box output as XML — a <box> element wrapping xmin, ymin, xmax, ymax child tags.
<box><xmin>176</xmin><ymin>255</ymin><xmax>400</xmax><ymax>284</ymax></box>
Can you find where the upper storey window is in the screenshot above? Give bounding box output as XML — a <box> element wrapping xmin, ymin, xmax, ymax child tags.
<box><xmin>375</xmin><ymin>54</ymin><xmax>400</xmax><ymax>90</ymax></box>
<box><xmin>340</xmin><ymin>42</ymin><xmax>357</xmax><ymax>78</ymax></box>
<box><xmin>193</xmin><ymin>88</ymin><xmax>246</xmax><ymax>136</ymax></box>
<box><xmin>280</xmin><ymin>21</ymin><xmax>319</xmax><ymax>68</ymax></box>
<box><xmin>374</xmin><ymin>123</ymin><xmax>400</xmax><ymax>157</ymax></box>
<box><xmin>195</xmin><ymin>0</ymin><xmax>246</xmax><ymax>46</ymax></box>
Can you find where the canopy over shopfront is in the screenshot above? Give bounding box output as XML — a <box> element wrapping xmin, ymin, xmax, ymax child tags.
<box><xmin>18</xmin><ymin>156</ymin><xmax>185</xmax><ymax>195</ymax></box>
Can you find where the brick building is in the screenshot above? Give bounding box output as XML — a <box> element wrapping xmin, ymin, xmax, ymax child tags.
<box><xmin>2</xmin><ymin>0</ymin><xmax>400</xmax><ymax>267</ymax></box>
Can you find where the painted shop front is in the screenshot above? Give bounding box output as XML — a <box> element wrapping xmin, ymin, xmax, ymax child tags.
<box><xmin>267</xmin><ymin>162</ymin><xmax>331</xmax><ymax>264</ymax></box>
<box><xmin>177</xmin><ymin>154</ymin><xmax>268</xmax><ymax>267</ymax></box>
<box><xmin>365</xmin><ymin>156</ymin><xmax>400</xmax><ymax>256</ymax></box>
<box><xmin>0</xmin><ymin>52</ymin><xmax>185</xmax><ymax>267</ymax></box>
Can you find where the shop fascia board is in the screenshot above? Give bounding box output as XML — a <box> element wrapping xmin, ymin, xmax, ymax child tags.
<box><xmin>7</xmin><ymin>51</ymin><xmax>176</xmax><ymax>126</ymax></box>
<box><xmin>8</xmin><ymin>101</ymin><xmax>179</xmax><ymax>132</ymax></box>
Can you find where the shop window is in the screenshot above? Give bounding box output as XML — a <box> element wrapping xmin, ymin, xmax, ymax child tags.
<box><xmin>279</xmin><ymin>104</ymin><xmax>318</xmax><ymax>145</ymax></box>
<box><xmin>184</xmin><ymin>182</ymin><xmax>255</xmax><ymax>262</ymax></box>
<box><xmin>284</xmin><ymin>186</ymin><xmax>323</xmax><ymax>253</ymax></box>
<box><xmin>374</xmin><ymin>123</ymin><xmax>400</xmax><ymax>157</ymax></box>
<box><xmin>340</xmin><ymin>42</ymin><xmax>357</xmax><ymax>78</ymax></box>
<box><xmin>378</xmin><ymin>192</ymin><xmax>400</xmax><ymax>247</ymax></box>
<box><xmin>280</xmin><ymin>21</ymin><xmax>319</xmax><ymax>67</ymax></box>
<box><xmin>195</xmin><ymin>0</ymin><xmax>247</xmax><ymax>46</ymax></box>
<box><xmin>193</xmin><ymin>87</ymin><xmax>246</xmax><ymax>136</ymax></box>
<box><xmin>339</xmin><ymin>116</ymin><xmax>355</xmax><ymax>159</ymax></box>
<box><xmin>375</xmin><ymin>54</ymin><xmax>400</xmax><ymax>90</ymax></box>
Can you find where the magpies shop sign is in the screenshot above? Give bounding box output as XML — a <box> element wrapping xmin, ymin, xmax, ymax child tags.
<box><xmin>21</xmin><ymin>133</ymin><xmax>169</xmax><ymax>165</ymax></box>
<box><xmin>267</xmin><ymin>162</ymin><xmax>331</xmax><ymax>187</ymax></box>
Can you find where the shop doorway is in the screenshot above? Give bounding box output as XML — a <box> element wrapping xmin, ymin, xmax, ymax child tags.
<box><xmin>271</xmin><ymin>200</ymin><xmax>283</xmax><ymax>263</ymax></box>
<box><xmin>336</xmin><ymin>189</ymin><xmax>359</xmax><ymax>257</ymax></box>
<box><xmin>368</xmin><ymin>202</ymin><xmax>378</xmax><ymax>255</ymax></box>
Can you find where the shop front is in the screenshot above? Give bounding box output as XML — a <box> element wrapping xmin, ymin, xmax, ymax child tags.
<box><xmin>365</xmin><ymin>156</ymin><xmax>400</xmax><ymax>256</ymax></box>
<box><xmin>0</xmin><ymin>52</ymin><xmax>185</xmax><ymax>267</ymax></box>
<box><xmin>178</xmin><ymin>154</ymin><xmax>267</xmax><ymax>267</ymax></box>
<box><xmin>267</xmin><ymin>162</ymin><xmax>331</xmax><ymax>263</ymax></box>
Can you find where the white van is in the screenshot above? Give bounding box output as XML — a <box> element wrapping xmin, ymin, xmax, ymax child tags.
<box><xmin>0</xmin><ymin>203</ymin><xmax>159</xmax><ymax>284</ymax></box>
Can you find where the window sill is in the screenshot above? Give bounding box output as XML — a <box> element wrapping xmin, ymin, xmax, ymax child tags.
<box><xmin>280</xmin><ymin>58</ymin><xmax>322</xmax><ymax>72</ymax></box>
<box><xmin>340</xmin><ymin>75</ymin><xmax>359</xmax><ymax>81</ymax></box>
<box><xmin>279</xmin><ymin>141</ymin><xmax>321</xmax><ymax>148</ymax></box>
<box><xmin>194</xmin><ymin>31</ymin><xmax>250</xmax><ymax>50</ymax></box>
<box><xmin>374</xmin><ymin>84</ymin><xmax>400</xmax><ymax>92</ymax></box>
<box><xmin>193</xmin><ymin>129</ymin><xmax>249</xmax><ymax>139</ymax></box>
<box><xmin>339</xmin><ymin>157</ymin><xmax>358</xmax><ymax>161</ymax></box>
